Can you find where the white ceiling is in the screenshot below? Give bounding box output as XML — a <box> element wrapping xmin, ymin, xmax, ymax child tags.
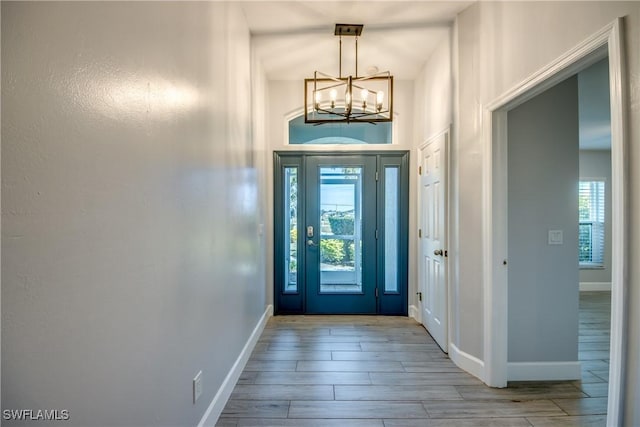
<box><xmin>242</xmin><ymin>1</ymin><xmax>474</xmax><ymax>81</ymax></box>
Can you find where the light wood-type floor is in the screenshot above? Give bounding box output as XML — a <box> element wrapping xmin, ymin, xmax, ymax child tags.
<box><xmin>217</xmin><ymin>291</ymin><xmax>611</xmax><ymax>426</ymax></box>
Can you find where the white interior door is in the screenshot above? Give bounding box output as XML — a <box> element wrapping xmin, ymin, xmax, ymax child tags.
<box><xmin>419</xmin><ymin>132</ymin><xmax>448</xmax><ymax>352</ymax></box>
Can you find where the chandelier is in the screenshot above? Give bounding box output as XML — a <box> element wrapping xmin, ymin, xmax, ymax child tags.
<box><xmin>304</xmin><ymin>24</ymin><xmax>393</xmax><ymax>124</ymax></box>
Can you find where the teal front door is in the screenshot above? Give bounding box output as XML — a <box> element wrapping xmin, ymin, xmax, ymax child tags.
<box><xmin>274</xmin><ymin>152</ymin><xmax>409</xmax><ymax>315</ymax></box>
<box><xmin>304</xmin><ymin>156</ymin><xmax>377</xmax><ymax>314</ymax></box>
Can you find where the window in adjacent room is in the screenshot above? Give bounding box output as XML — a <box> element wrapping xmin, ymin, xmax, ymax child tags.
<box><xmin>579</xmin><ymin>179</ymin><xmax>605</xmax><ymax>268</ymax></box>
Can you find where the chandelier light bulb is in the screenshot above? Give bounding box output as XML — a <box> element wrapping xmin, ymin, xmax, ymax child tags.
<box><xmin>330</xmin><ymin>89</ymin><xmax>337</xmax><ymax>109</ymax></box>
<box><xmin>376</xmin><ymin>91</ymin><xmax>384</xmax><ymax>112</ymax></box>
<box><xmin>361</xmin><ymin>89</ymin><xmax>369</xmax><ymax>100</ymax></box>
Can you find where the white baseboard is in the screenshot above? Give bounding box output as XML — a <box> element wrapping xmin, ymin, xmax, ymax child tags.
<box><xmin>580</xmin><ymin>282</ymin><xmax>611</xmax><ymax>291</ymax></box>
<box><xmin>409</xmin><ymin>305</ymin><xmax>421</xmax><ymax>323</ymax></box>
<box><xmin>449</xmin><ymin>343</ymin><xmax>484</xmax><ymax>381</ymax></box>
<box><xmin>197</xmin><ymin>304</ymin><xmax>273</xmax><ymax>427</ymax></box>
<box><xmin>508</xmin><ymin>361</ymin><xmax>581</xmax><ymax>381</ymax></box>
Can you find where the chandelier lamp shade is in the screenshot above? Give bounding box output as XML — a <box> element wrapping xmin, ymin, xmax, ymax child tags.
<box><xmin>304</xmin><ymin>24</ymin><xmax>393</xmax><ymax>124</ymax></box>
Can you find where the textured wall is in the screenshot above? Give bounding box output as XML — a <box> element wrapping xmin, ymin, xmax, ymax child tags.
<box><xmin>1</xmin><ymin>2</ymin><xmax>266</xmax><ymax>426</ymax></box>
<box><xmin>413</xmin><ymin>30</ymin><xmax>454</xmax><ymax>142</ymax></box>
<box><xmin>454</xmin><ymin>3</ymin><xmax>485</xmax><ymax>358</ymax></box>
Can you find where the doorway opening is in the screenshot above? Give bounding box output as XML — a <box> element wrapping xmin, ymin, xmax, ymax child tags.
<box><xmin>274</xmin><ymin>151</ymin><xmax>409</xmax><ymax>315</ymax></box>
<box><xmin>577</xmin><ymin>58</ymin><xmax>613</xmax><ymax>400</ymax></box>
<box><xmin>483</xmin><ymin>19</ymin><xmax>627</xmax><ymax>426</ymax></box>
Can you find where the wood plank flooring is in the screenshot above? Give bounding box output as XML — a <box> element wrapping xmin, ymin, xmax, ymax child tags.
<box><xmin>218</xmin><ymin>292</ymin><xmax>610</xmax><ymax>426</ymax></box>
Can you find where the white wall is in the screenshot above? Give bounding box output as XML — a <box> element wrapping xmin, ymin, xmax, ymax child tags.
<box><xmin>455</xmin><ymin>1</ymin><xmax>640</xmax><ymax>422</ymax></box>
<box><xmin>414</xmin><ymin>30</ymin><xmax>453</xmax><ymax>142</ymax></box>
<box><xmin>252</xmin><ymin>41</ymin><xmax>270</xmax><ymax>308</ymax></box>
<box><xmin>579</xmin><ymin>150</ymin><xmax>612</xmax><ymax>285</ymax></box>
<box><xmin>1</xmin><ymin>3</ymin><xmax>266</xmax><ymax>426</ymax></box>
<box><xmin>507</xmin><ymin>76</ymin><xmax>580</xmax><ymax>364</ymax></box>
<box><xmin>454</xmin><ymin>3</ymin><xmax>485</xmax><ymax>358</ymax></box>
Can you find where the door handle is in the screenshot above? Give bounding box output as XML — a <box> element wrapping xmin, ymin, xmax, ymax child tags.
<box><xmin>433</xmin><ymin>249</ymin><xmax>443</xmax><ymax>256</ymax></box>
<box><xmin>307</xmin><ymin>239</ymin><xmax>318</xmax><ymax>247</ymax></box>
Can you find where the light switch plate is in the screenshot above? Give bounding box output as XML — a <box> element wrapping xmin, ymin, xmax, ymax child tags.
<box><xmin>548</xmin><ymin>230</ymin><xmax>563</xmax><ymax>245</ymax></box>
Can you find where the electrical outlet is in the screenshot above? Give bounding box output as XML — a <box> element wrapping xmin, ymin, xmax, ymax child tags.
<box><xmin>193</xmin><ymin>371</ymin><xmax>203</xmax><ymax>404</ymax></box>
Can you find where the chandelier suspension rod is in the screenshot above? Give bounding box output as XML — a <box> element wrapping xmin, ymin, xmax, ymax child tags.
<box><xmin>355</xmin><ymin>36</ymin><xmax>358</xmax><ymax>77</ymax></box>
<box><xmin>339</xmin><ymin>36</ymin><xmax>342</xmax><ymax>78</ymax></box>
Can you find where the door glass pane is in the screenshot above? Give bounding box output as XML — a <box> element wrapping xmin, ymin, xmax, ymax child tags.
<box><xmin>284</xmin><ymin>167</ymin><xmax>298</xmax><ymax>293</ymax></box>
<box><xmin>385</xmin><ymin>167</ymin><xmax>399</xmax><ymax>292</ymax></box>
<box><xmin>319</xmin><ymin>167</ymin><xmax>362</xmax><ymax>293</ymax></box>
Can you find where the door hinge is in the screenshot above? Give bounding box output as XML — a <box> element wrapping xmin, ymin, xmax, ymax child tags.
<box><xmin>418</xmin><ymin>228</ymin><xmax>422</xmax><ymax>238</ymax></box>
<box><xmin>419</xmin><ymin>166</ymin><xmax>422</xmax><ymax>175</ymax></box>
<box><xmin>375</xmin><ymin>229</ymin><xmax>379</xmax><ymax>239</ymax></box>
<box><xmin>375</xmin><ymin>288</ymin><xmax>379</xmax><ymax>298</ymax></box>
<box><xmin>375</xmin><ymin>171</ymin><xmax>379</xmax><ymax>181</ymax></box>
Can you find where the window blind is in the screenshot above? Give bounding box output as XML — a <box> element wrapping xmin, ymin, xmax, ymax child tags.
<box><xmin>579</xmin><ymin>180</ymin><xmax>605</xmax><ymax>267</ymax></box>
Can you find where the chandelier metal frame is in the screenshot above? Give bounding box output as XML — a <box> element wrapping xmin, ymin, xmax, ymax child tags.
<box><xmin>304</xmin><ymin>24</ymin><xmax>394</xmax><ymax>124</ymax></box>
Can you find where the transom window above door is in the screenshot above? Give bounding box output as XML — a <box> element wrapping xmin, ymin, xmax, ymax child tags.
<box><xmin>288</xmin><ymin>114</ymin><xmax>392</xmax><ymax>145</ymax></box>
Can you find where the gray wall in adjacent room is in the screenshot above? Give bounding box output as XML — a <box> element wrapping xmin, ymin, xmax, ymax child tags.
<box><xmin>507</xmin><ymin>76</ymin><xmax>580</xmax><ymax>363</ymax></box>
<box><xmin>578</xmin><ymin>58</ymin><xmax>611</xmax><ymax>151</ymax></box>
